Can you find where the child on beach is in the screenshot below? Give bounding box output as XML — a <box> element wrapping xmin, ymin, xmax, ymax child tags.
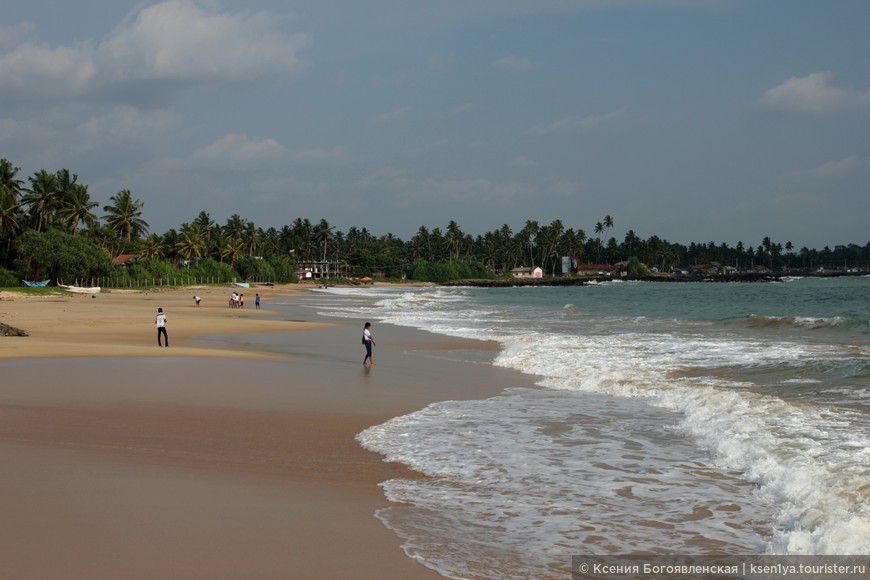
<box><xmin>362</xmin><ymin>322</ymin><xmax>376</xmax><ymax>366</ymax></box>
<box><xmin>156</xmin><ymin>307</ymin><xmax>168</xmax><ymax>347</ymax></box>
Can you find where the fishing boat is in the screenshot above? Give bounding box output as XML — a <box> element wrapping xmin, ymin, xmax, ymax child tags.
<box><xmin>21</xmin><ymin>279</ymin><xmax>51</xmax><ymax>288</ymax></box>
<box><xmin>58</xmin><ymin>283</ymin><xmax>101</xmax><ymax>294</ymax></box>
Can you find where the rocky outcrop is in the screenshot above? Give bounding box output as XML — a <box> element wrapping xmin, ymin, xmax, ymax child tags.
<box><xmin>0</xmin><ymin>322</ymin><xmax>28</xmax><ymax>337</ymax></box>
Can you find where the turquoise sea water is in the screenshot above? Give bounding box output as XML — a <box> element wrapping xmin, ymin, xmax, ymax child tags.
<box><xmin>308</xmin><ymin>276</ymin><xmax>870</xmax><ymax>579</ymax></box>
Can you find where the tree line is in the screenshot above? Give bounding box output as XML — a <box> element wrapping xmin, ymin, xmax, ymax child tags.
<box><xmin>1</xmin><ymin>158</ymin><xmax>868</xmax><ymax>286</ymax></box>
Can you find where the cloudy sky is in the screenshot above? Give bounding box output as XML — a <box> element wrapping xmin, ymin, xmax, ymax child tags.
<box><xmin>2</xmin><ymin>0</ymin><xmax>868</xmax><ymax>249</ymax></box>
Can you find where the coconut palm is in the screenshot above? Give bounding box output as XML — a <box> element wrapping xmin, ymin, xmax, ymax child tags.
<box><xmin>22</xmin><ymin>170</ymin><xmax>60</xmax><ymax>232</ymax></box>
<box><xmin>445</xmin><ymin>220</ymin><xmax>463</xmax><ymax>262</ymax></box>
<box><xmin>223</xmin><ymin>214</ymin><xmax>246</xmax><ymax>244</ymax></box>
<box><xmin>220</xmin><ymin>238</ymin><xmax>245</xmax><ymax>265</ymax></box>
<box><xmin>139</xmin><ymin>233</ymin><xmax>165</xmax><ymax>261</ymax></box>
<box><xmin>315</xmin><ymin>219</ymin><xmax>335</xmax><ymax>275</ymax></box>
<box><xmin>0</xmin><ymin>159</ymin><xmax>24</xmax><ymax>203</ymax></box>
<box><xmin>0</xmin><ymin>190</ymin><xmax>22</xmax><ymax>243</ymax></box>
<box><xmin>594</xmin><ymin>221</ymin><xmax>604</xmax><ymax>263</ymax></box>
<box><xmin>176</xmin><ymin>223</ymin><xmax>208</xmax><ymax>262</ymax></box>
<box><xmin>521</xmin><ymin>220</ymin><xmax>539</xmax><ymax>266</ymax></box>
<box><xmin>103</xmin><ymin>189</ymin><xmax>148</xmax><ymax>243</ymax></box>
<box><xmin>242</xmin><ymin>221</ymin><xmax>261</xmax><ymax>256</ymax></box>
<box><xmin>59</xmin><ymin>183</ymin><xmax>98</xmax><ymax>234</ymax></box>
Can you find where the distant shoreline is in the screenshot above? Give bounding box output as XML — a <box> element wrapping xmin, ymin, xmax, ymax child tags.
<box><xmin>441</xmin><ymin>270</ymin><xmax>868</xmax><ymax>288</ymax></box>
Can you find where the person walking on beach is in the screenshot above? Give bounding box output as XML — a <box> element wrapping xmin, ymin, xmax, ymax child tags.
<box><xmin>255</xmin><ymin>293</ymin><xmax>260</xmax><ymax>310</ymax></box>
<box><xmin>156</xmin><ymin>307</ymin><xmax>168</xmax><ymax>347</ymax></box>
<box><xmin>362</xmin><ymin>322</ymin><xmax>376</xmax><ymax>366</ymax></box>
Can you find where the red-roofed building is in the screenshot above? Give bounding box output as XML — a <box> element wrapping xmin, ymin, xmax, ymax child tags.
<box><xmin>113</xmin><ymin>253</ymin><xmax>138</xmax><ymax>266</ymax></box>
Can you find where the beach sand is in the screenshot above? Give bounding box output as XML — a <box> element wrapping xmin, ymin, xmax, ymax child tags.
<box><xmin>0</xmin><ymin>284</ymin><xmax>532</xmax><ymax>579</ymax></box>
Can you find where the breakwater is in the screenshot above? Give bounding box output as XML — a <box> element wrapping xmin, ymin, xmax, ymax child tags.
<box><xmin>440</xmin><ymin>274</ymin><xmax>782</xmax><ymax>287</ymax></box>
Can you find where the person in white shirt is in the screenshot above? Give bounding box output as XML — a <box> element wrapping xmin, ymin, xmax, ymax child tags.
<box><xmin>362</xmin><ymin>322</ymin><xmax>376</xmax><ymax>366</ymax></box>
<box><xmin>156</xmin><ymin>307</ymin><xmax>168</xmax><ymax>347</ymax></box>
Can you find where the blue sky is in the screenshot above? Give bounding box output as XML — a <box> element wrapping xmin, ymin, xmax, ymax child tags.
<box><xmin>1</xmin><ymin>0</ymin><xmax>868</xmax><ymax>250</ymax></box>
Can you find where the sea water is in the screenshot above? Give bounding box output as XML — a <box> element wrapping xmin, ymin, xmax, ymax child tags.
<box><xmin>305</xmin><ymin>277</ymin><xmax>870</xmax><ymax>579</ymax></box>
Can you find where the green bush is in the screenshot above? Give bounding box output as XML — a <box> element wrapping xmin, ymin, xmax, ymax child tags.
<box><xmin>14</xmin><ymin>229</ymin><xmax>111</xmax><ymax>283</ymax></box>
<box><xmin>407</xmin><ymin>260</ymin><xmax>495</xmax><ymax>282</ymax></box>
<box><xmin>0</xmin><ymin>266</ymin><xmax>19</xmax><ymax>287</ymax></box>
<box><xmin>624</xmin><ymin>257</ymin><xmax>652</xmax><ymax>277</ymax></box>
<box><xmin>267</xmin><ymin>258</ymin><xmax>298</xmax><ymax>283</ymax></box>
<box><xmin>187</xmin><ymin>258</ymin><xmax>240</xmax><ymax>282</ymax></box>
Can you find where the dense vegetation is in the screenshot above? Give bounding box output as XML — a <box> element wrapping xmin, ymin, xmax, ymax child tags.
<box><xmin>1</xmin><ymin>159</ymin><xmax>868</xmax><ymax>286</ymax></box>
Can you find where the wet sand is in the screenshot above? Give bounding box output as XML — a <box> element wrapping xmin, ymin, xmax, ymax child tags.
<box><xmin>0</xmin><ymin>285</ymin><xmax>532</xmax><ymax>578</ymax></box>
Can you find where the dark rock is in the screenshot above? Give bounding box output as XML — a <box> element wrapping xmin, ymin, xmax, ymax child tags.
<box><xmin>0</xmin><ymin>322</ymin><xmax>28</xmax><ymax>337</ymax></box>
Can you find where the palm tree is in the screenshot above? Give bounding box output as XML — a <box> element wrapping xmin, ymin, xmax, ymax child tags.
<box><xmin>22</xmin><ymin>169</ymin><xmax>60</xmax><ymax>232</ymax></box>
<box><xmin>291</xmin><ymin>217</ymin><xmax>313</xmax><ymax>260</ymax></box>
<box><xmin>622</xmin><ymin>229</ymin><xmax>640</xmax><ymax>259</ymax></box>
<box><xmin>193</xmin><ymin>211</ymin><xmax>214</xmax><ymax>232</ymax></box>
<box><xmin>176</xmin><ymin>223</ymin><xmax>208</xmax><ymax>262</ymax></box>
<box><xmin>261</xmin><ymin>227</ymin><xmax>279</xmax><ymax>258</ymax></box>
<box><xmin>445</xmin><ymin>220</ymin><xmax>463</xmax><ymax>262</ymax></box>
<box><xmin>315</xmin><ymin>219</ymin><xmax>335</xmax><ymax>262</ymax></box>
<box><xmin>410</xmin><ymin>226</ymin><xmax>431</xmax><ymax>261</ymax></box>
<box><xmin>223</xmin><ymin>214</ymin><xmax>246</xmax><ymax>245</ymax></box>
<box><xmin>242</xmin><ymin>221</ymin><xmax>261</xmax><ymax>256</ymax></box>
<box><xmin>139</xmin><ymin>233</ymin><xmax>165</xmax><ymax>261</ymax></box>
<box><xmin>521</xmin><ymin>220</ymin><xmax>539</xmax><ymax>266</ymax></box>
<box><xmin>220</xmin><ymin>238</ymin><xmax>245</xmax><ymax>266</ymax></box>
<box><xmin>0</xmin><ymin>159</ymin><xmax>24</xmax><ymax>203</ymax></box>
<box><xmin>543</xmin><ymin>219</ymin><xmax>564</xmax><ymax>274</ymax></box>
<box><xmin>603</xmin><ymin>215</ymin><xmax>614</xmax><ymax>236</ymax></box>
<box><xmin>602</xmin><ymin>215</ymin><xmax>614</xmax><ymax>261</ymax></box>
<box><xmin>0</xmin><ymin>190</ymin><xmax>22</xmax><ymax>244</ymax></box>
<box><xmin>59</xmin><ymin>183</ymin><xmax>98</xmax><ymax>234</ymax></box>
<box><xmin>103</xmin><ymin>189</ymin><xmax>148</xmax><ymax>243</ymax></box>
<box><xmin>594</xmin><ymin>221</ymin><xmax>604</xmax><ymax>263</ymax></box>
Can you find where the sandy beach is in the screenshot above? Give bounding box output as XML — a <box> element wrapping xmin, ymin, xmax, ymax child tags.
<box><xmin>0</xmin><ymin>284</ymin><xmax>532</xmax><ymax>579</ymax></box>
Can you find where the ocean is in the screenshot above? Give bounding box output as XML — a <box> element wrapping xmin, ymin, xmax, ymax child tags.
<box><xmin>306</xmin><ymin>276</ymin><xmax>870</xmax><ymax>579</ymax></box>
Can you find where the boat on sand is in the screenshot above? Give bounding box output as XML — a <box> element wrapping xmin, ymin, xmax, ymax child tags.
<box><xmin>58</xmin><ymin>283</ymin><xmax>101</xmax><ymax>294</ymax></box>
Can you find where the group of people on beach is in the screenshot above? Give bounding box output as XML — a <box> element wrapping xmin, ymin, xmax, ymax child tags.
<box><xmin>226</xmin><ymin>292</ymin><xmax>261</xmax><ymax>309</ymax></box>
<box><xmin>156</xmin><ymin>296</ymin><xmax>373</xmax><ymax>365</ymax></box>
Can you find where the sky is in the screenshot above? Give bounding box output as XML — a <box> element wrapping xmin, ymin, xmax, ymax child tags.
<box><xmin>1</xmin><ymin>0</ymin><xmax>868</xmax><ymax>250</ymax></box>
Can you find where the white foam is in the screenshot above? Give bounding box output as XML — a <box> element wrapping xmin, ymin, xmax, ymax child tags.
<box><xmin>321</xmin><ymin>285</ymin><xmax>870</xmax><ymax>562</ymax></box>
<box><xmin>359</xmin><ymin>389</ymin><xmax>772</xmax><ymax>577</ymax></box>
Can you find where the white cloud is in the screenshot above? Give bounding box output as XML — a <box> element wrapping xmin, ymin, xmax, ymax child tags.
<box><xmin>756</xmin><ymin>72</ymin><xmax>870</xmax><ymax>115</ymax></box>
<box><xmin>0</xmin><ymin>39</ymin><xmax>96</xmax><ymax>97</ymax></box>
<box><xmin>404</xmin><ymin>140</ymin><xmax>450</xmax><ymax>158</ymax></box>
<box><xmin>551</xmin><ymin>181</ymin><xmax>580</xmax><ymax>196</ymax></box>
<box><xmin>371</xmin><ymin>105</ymin><xmax>413</xmax><ymax>125</ymax></box>
<box><xmin>526</xmin><ymin>109</ymin><xmax>625</xmax><ymax>136</ymax></box>
<box><xmin>493</xmin><ymin>56</ymin><xmax>540</xmax><ymax>71</ymax></box>
<box><xmin>190</xmin><ymin>133</ymin><xmax>287</xmax><ymax>168</ymax></box>
<box><xmin>510</xmin><ymin>156</ymin><xmax>538</xmax><ymax>168</ymax></box>
<box><xmin>0</xmin><ymin>22</ymin><xmax>34</xmax><ymax>52</ymax></box>
<box><xmin>448</xmin><ymin>102</ymin><xmax>476</xmax><ymax>116</ymax></box>
<box><xmin>791</xmin><ymin>155</ymin><xmax>868</xmax><ymax>181</ymax></box>
<box><xmin>287</xmin><ymin>147</ymin><xmax>348</xmax><ymax>165</ymax></box>
<box><xmin>78</xmin><ymin>106</ymin><xmax>182</xmax><ymax>142</ymax></box>
<box><xmin>98</xmin><ymin>0</ymin><xmax>310</xmax><ymax>83</ymax></box>
<box><xmin>0</xmin><ymin>1</ymin><xmax>311</xmax><ymax>100</ymax></box>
